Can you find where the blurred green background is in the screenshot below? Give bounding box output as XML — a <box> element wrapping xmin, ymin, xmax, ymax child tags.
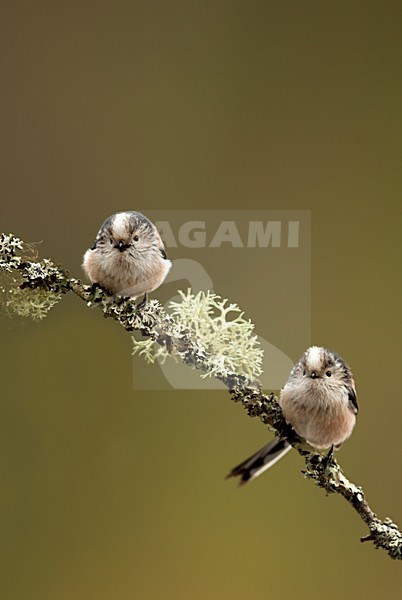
<box><xmin>0</xmin><ymin>2</ymin><xmax>401</xmax><ymax>599</ymax></box>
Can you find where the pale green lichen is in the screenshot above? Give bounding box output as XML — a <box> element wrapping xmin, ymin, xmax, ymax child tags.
<box><xmin>365</xmin><ymin>518</ymin><xmax>402</xmax><ymax>560</ymax></box>
<box><xmin>7</xmin><ymin>286</ymin><xmax>62</xmax><ymax>320</ymax></box>
<box><xmin>0</xmin><ymin>233</ymin><xmax>24</xmax><ymax>271</ymax></box>
<box><xmin>129</xmin><ymin>290</ymin><xmax>263</xmax><ymax>380</ymax></box>
<box><xmin>169</xmin><ymin>290</ymin><xmax>263</xmax><ymax>379</ymax></box>
<box><xmin>131</xmin><ymin>337</ymin><xmax>170</xmax><ymax>364</ymax></box>
<box><xmin>0</xmin><ymin>234</ymin><xmax>66</xmax><ymax>319</ymax></box>
<box><xmin>21</xmin><ymin>258</ymin><xmax>68</xmax><ymax>293</ymax></box>
<box><xmin>131</xmin><ymin>290</ymin><xmax>263</xmax><ymax>379</ymax></box>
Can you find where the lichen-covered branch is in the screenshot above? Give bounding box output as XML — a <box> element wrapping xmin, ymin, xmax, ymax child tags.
<box><xmin>1</xmin><ymin>233</ymin><xmax>401</xmax><ymax>560</ymax></box>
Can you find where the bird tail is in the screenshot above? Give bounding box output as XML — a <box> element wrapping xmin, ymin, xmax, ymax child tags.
<box><xmin>226</xmin><ymin>438</ymin><xmax>291</xmax><ymax>485</ymax></box>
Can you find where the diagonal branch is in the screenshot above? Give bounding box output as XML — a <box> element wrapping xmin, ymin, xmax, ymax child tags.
<box><xmin>1</xmin><ymin>233</ymin><xmax>401</xmax><ymax>560</ymax></box>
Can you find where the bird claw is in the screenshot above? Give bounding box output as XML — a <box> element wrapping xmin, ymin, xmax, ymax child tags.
<box><xmin>322</xmin><ymin>445</ymin><xmax>334</xmax><ymax>469</ymax></box>
<box><xmin>136</xmin><ymin>293</ymin><xmax>148</xmax><ymax>310</ymax></box>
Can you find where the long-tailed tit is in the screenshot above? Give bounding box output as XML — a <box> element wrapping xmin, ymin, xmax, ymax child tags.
<box><xmin>227</xmin><ymin>346</ymin><xmax>358</xmax><ymax>484</ymax></box>
<box><xmin>83</xmin><ymin>211</ymin><xmax>171</xmax><ymax>301</ymax></box>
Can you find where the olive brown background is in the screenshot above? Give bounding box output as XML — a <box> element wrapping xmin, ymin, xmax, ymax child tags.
<box><xmin>0</xmin><ymin>2</ymin><xmax>401</xmax><ymax>599</ymax></box>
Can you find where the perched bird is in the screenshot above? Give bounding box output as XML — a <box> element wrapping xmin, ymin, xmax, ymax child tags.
<box><xmin>83</xmin><ymin>211</ymin><xmax>171</xmax><ymax>302</ymax></box>
<box><xmin>227</xmin><ymin>346</ymin><xmax>358</xmax><ymax>484</ymax></box>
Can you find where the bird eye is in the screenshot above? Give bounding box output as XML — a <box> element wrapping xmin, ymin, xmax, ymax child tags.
<box><xmin>326</xmin><ymin>370</ymin><xmax>332</xmax><ymax>377</ymax></box>
<box><xmin>133</xmin><ymin>235</ymin><xmax>139</xmax><ymax>242</ymax></box>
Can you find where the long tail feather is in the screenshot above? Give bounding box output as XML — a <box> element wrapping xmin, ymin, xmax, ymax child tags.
<box><xmin>226</xmin><ymin>438</ymin><xmax>291</xmax><ymax>484</ymax></box>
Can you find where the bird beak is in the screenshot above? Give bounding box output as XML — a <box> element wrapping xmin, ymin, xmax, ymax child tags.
<box><xmin>115</xmin><ymin>241</ymin><xmax>129</xmax><ymax>252</ymax></box>
<box><xmin>310</xmin><ymin>371</ymin><xmax>319</xmax><ymax>379</ymax></box>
